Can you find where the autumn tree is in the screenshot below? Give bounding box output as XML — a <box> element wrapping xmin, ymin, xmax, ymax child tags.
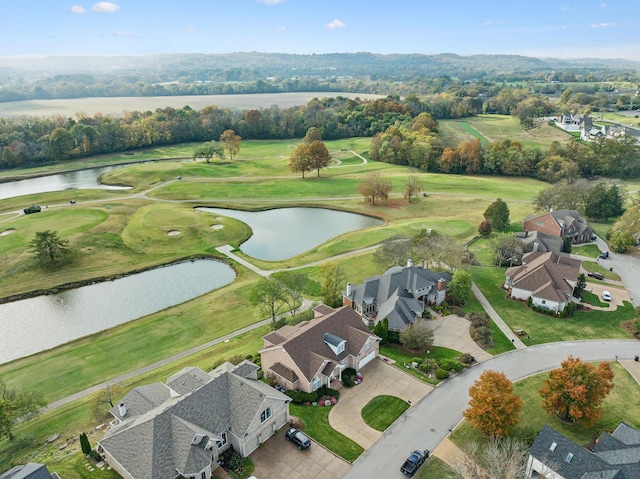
<box><xmin>249</xmin><ymin>277</ymin><xmax>287</xmax><ymax>323</ymax></box>
<box><xmin>539</xmin><ymin>356</ymin><xmax>614</xmax><ymax>427</ymax></box>
<box><xmin>609</xmin><ymin>205</ymin><xmax>640</xmax><ymax>252</ymax></box>
<box><xmin>478</xmin><ymin>220</ymin><xmax>493</xmax><ymax>237</ymax></box>
<box><xmin>307</xmin><ymin>140</ymin><xmax>331</xmax><ymax>177</ymax></box>
<box><xmin>492</xmin><ymin>234</ymin><xmax>523</xmax><ymax>267</ymax></box>
<box><xmin>303</xmin><ymin>127</ymin><xmax>323</xmax><ymax>144</ymax></box>
<box><xmin>399</xmin><ymin>320</ymin><xmax>434</xmax><ymax>352</ymax></box>
<box><xmin>483</xmin><ymin>198</ymin><xmax>510</xmax><ymax>232</ymax></box>
<box><xmin>289</xmin><ymin>143</ymin><xmax>313</xmax><ymax>178</ymax></box>
<box><xmin>219</xmin><ymin>129</ymin><xmax>241</xmax><ymax>159</ymax></box>
<box><xmin>29</xmin><ymin>230</ymin><xmax>71</xmax><ymax>266</ymax></box>
<box><xmin>320</xmin><ymin>262</ymin><xmax>345</xmax><ymax>308</ymax></box>
<box><xmin>403</xmin><ymin>172</ymin><xmax>424</xmax><ymax>202</ymax></box>
<box><xmin>463</xmin><ymin>370</ymin><xmax>522</xmax><ymax>438</ymax></box>
<box><xmin>373</xmin><ymin>236</ymin><xmax>413</xmax><ymax>270</ymax></box>
<box><xmin>0</xmin><ymin>380</ymin><xmax>46</xmax><ymax>441</ymax></box>
<box><xmin>452</xmin><ymin>437</ymin><xmax>528</xmax><ymax>479</ymax></box>
<box><xmin>192</xmin><ymin>140</ymin><xmax>224</xmax><ymax>163</ymax></box>
<box><xmin>358</xmin><ymin>171</ymin><xmax>392</xmax><ymax>205</ymax></box>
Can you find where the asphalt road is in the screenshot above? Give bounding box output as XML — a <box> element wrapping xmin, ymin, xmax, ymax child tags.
<box><xmin>342</xmin><ymin>339</ymin><xmax>640</xmax><ymax>479</ymax></box>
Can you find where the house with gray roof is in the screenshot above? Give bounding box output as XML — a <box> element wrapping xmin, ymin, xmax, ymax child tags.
<box><xmin>342</xmin><ymin>260</ymin><xmax>452</xmax><ymax>331</ymax></box>
<box><xmin>260</xmin><ymin>305</ymin><xmax>380</xmax><ymax>393</ymax></box>
<box><xmin>505</xmin><ymin>251</ymin><xmax>580</xmax><ymax>314</ymax></box>
<box><xmin>515</xmin><ymin>230</ymin><xmax>565</xmax><ymax>256</ymax></box>
<box><xmin>527</xmin><ymin>423</ymin><xmax>640</xmax><ymax>478</ymax></box>
<box><xmin>0</xmin><ymin>463</ymin><xmax>59</xmax><ymax>479</ymax></box>
<box><xmin>97</xmin><ymin>361</ymin><xmax>290</xmax><ymax>479</ymax></box>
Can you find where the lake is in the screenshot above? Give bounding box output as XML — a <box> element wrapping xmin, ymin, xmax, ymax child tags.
<box><xmin>0</xmin><ymin>259</ymin><xmax>235</xmax><ymax>364</ymax></box>
<box><xmin>200</xmin><ymin>207</ymin><xmax>383</xmax><ymax>261</ymax></box>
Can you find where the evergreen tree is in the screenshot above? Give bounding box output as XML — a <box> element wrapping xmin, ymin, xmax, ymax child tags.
<box><xmin>483</xmin><ymin>198</ymin><xmax>510</xmax><ymax>231</ymax></box>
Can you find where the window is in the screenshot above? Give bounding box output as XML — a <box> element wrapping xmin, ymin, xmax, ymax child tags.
<box><xmin>340</xmin><ymin>358</ymin><xmax>346</xmax><ymax>365</ymax></box>
<box><xmin>541</xmin><ymin>300</ymin><xmax>546</xmax><ymax>305</ymax></box>
<box><xmin>549</xmin><ymin>442</ymin><xmax>557</xmax><ymax>451</ymax></box>
<box><xmin>312</xmin><ymin>377</ymin><xmax>321</xmax><ymax>391</ymax></box>
<box><xmin>565</xmin><ymin>452</ymin><xmax>573</xmax><ymax>463</ymax></box>
<box><xmin>336</xmin><ymin>342</ymin><xmax>345</xmax><ymax>354</ymax></box>
<box><xmin>216</xmin><ymin>431</ymin><xmax>227</xmax><ymax>449</ymax></box>
<box><xmin>260</xmin><ymin>407</ymin><xmax>272</xmax><ymax>423</ymax></box>
<box><xmin>201</xmin><ymin>472</ymin><xmax>207</xmax><ymax>479</ymax></box>
<box><xmin>537</xmin><ymin>221</ymin><xmax>544</xmax><ymax>227</ymax></box>
<box><xmin>364</xmin><ymin>338</ymin><xmax>371</xmax><ymax>350</ymax></box>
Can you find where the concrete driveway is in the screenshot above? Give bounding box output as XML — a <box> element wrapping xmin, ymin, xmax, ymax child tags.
<box><xmin>429</xmin><ymin>314</ymin><xmax>492</xmax><ymax>362</ymax></box>
<box><xmin>328</xmin><ymin>358</ymin><xmax>432</xmax><ymax>449</ymax></box>
<box><xmin>584</xmin><ymin>280</ymin><xmax>630</xmax><ymax>311</ymax></box>
<box><xmin>219</xmin><ymin>429</ymin><xmax>351</xmax><ymax>479</ymax></box>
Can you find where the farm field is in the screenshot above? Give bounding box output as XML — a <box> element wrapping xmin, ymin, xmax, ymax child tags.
<box><xmin>0</xmin><ymin>92</ymin><xmax>384</xmax><ymax>119</ymax></box>
<box><xmin>439</xmin><ymin>114</ymin><xmax>574</xmax><ymax>149</ymax></box>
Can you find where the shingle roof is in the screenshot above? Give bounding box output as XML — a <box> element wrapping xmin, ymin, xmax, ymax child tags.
<box><xmin>516</xmin><ymin>230</ymin><xmax>564</xmax><ymax>255</ymax></box>
<box><xmin>167</xmin><ymin>366</ymin><xmax>212</xmax><ymax>395</ymax></box>
<box><xmin>506</xmin><ymin>251</ymin><xmax>580</xmax><ymax>303</ymax></box>
<box><xmin>99</xmin><ymin>362</ymin><xmax>289</xmax><ymax>479</ymax></box>
<box><xmin>270</xmin><ymin>362</ymin><xmax>299</xmax><ymax>382</ymax></box>
<box><xmin>0</xmin><ymin>463</ymin><xmax>56</xmax><ymax>479</ymax></box>
<box><xmin>109</xmin><ymin>382</ymin><xmax>173</xmax><ymax>421</ymax></box>
<box><xmin>262</xmin><ymin>306</ymin><xmax>376</xmax><ymax>382</ymax></box>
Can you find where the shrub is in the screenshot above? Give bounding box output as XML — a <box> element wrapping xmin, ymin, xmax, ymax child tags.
<box><xmin>435</xmin><ymin>369</ymin><xmax>450</xmax><ymax>380</ymax></box>
<box><xmin>459</xmin><ymin>353</ymin><xmax>475</xmax><ymax>365</ymax></box>
<box><xmin>387</xmin><ymin>331</ymin><xmax>401</xmax><ymax>344</ymax></box>
<box><xmin>467</xmin><ymin>311</ymin><xmax>489</xmax><ymax>329</ymax></box>
<box><xmin>438</xmin><ymin>358</ymin><xmax>463</xmax><ymax>372</ymax></box>
<box><xmin>89</xmin><ymin>449</ymin><xmax>102</xmax><ymax>462</ymax></box>
<box><xmin>286</xmin><ymin>390</ymin><xmax>317</xmax><ymax>404</ymax></box>
<box><xmin>317</xmin><ymin>386</ymin><xmax>339</xmax><ymax>400</ymax></box>
<box><xmin>342</xmin><ymin>368</ymin><xmax>357</xmax><ymax>387</ymax></box>
<box><xmin>79</xmin><ymin>432</ymin><xmax>91</xmax><ymax>455</ymax></box>
<box><xmin>420</xmin><ymin>358</ymin><xmax>438</xmax><ymax>373</ymax></box>
<box><xmin>289</xmin><ymin>417</ymin><xmax>304</xmax><ymax>430</ymax></box>
<box><xmin>410</xmin><ymin>356</ymin><xmax>423</xmax><ymax>365</ymax></box>
<box><xmin>229</xmin><ymin>451</ymin><xmax>244</xmax><ymax>473</ymax></box>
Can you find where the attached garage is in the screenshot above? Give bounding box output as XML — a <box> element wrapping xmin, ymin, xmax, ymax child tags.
<box><xmin>358</xmin><ymin>350</ymin><xmax>377</xmax><ymax>369</ymax></box>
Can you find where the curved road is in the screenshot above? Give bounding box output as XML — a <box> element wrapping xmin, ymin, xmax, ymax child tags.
<box><xmin>342</xmin><ymin>339</ymin><xmax>640</xmax><ymax>479</ymax></box>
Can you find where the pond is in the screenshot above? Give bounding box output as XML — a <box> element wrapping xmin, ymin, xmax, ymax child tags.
<box><xmin>199</xmin><ymin>207</ymin><xmax>383</xmax><ymax>261</ymax></box>
<box><xmin>0</xmin><ymin>259</ymin><xmax>235</xmax><ymax>364</ymax></box>
<box><xmin>0</xmin><ymin>165</ymin><xmax>133</xmax><ymax>201</ymax></box>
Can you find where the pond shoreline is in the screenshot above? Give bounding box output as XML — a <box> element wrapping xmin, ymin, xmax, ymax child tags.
<box><xmin>0</xmin><ymin>253</ymin><xmax>233</xmax><ymax>305</ymax></box>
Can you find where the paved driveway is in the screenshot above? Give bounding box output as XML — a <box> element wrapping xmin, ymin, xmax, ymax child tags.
<box><xmin>218</xmin><ymin>430</ymin><xmax>351</xmax><ymax>479</ymax></box>
<box><xmin>328</xmin><ymin>358</ymin><xmax>432</xmax><ymax>449</ymax></box>
<box><xmin>584</xmin><ymin>280</ymin><xmax>630</xmax><ymax>311</ymax></box>
<box><xmin>429</xmin><ymin>314</ymin><xmax>493</xmax><ymax>362</ymax></box>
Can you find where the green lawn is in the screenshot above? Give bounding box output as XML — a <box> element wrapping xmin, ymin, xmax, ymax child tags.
<box><xmin>379</xmin><ymin>344</ymin><xmax>462</xmax><ymax>384</ymax></box>
<box><xmin>289</xmin><ymin>404</ymin><xmax>363</xmax><ymax>462</ymax></box>
<box><xmin>452</xmin><ymin>362</ymin><xmax>640</xmax><ymax>449</ymax></box>
<box><xmin>417</xmin><ymin>456</ymin><xmax>460</xmax><ymax>479</ymax></box>
<box><xmin>471</xmin><ymin>265</ymin><xmax>635</xmax><ymax>344</ymax></box>
<box><xmin>582</xmin><ymin>290</ymin><xmax>610</xmax><ymax>308</ymax></box>
<box><xmin>457</xmin><ymin>122</ymin><xmax>490</xmax><ymax>145</ymax></box>
<box><xmin>572</xmin><ymin>244</ymin><xmax>602</xmax><ymax>258</ymax></box>
<box><xmin>581</xmin><ymin>260</ymin><xmax>622</xmax><ymax>281</ymax></box>
<box><xmin>361</xmin><ymin>395</ymin><xmax>410</xmax><ymax>431</ymax></box>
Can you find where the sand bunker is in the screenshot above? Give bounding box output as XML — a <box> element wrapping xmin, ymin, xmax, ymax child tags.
<box><xmin>0</xmin><ymin>228</ymin><xmax>15</xmax><ymax>237</ymax></box>
<box><xmin>211</xmin><ymin>224</ymin><xmax>224</xmax><ymax>230</ymax></box>
<box><xmin>167</xmin><ymin>230</ymin><xmax>181</xmax><ymax>236</ymax></box>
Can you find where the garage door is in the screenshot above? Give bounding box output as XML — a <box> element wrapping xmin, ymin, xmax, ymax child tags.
<box><xmin>358</xmin><ymin>351</ymin><xmax>377</xmax><ymax>369</ymax></box>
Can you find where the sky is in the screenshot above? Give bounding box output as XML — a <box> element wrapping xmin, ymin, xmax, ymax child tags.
<box><xmin>1</xmin><ymin>0</ymin><xmax>639</xmax><ymax>60</ymax></box>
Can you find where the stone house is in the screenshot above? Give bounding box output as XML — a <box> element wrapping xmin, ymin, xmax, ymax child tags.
<box><xmin>260</xmin><ymin>305</ymin><xmax>380</xmax><ymax>393</ymax></box>
<box><xmin>342</xmin><ymin>260</ymin><xmax>452</xmax><ymax>331</ymax></box>
<box><xmin>97</xmin><ymin>361</ymin><xmax>290</xmax><ymax>479</ymax></box>
<box><xmin>505</xmin><ymin>251</ymin><xmax>580</xmax><ymax>313</ymax></box>
<box><xmin>523</xmin><ymin>210</ymin><xmax>593</xmax><ymax>244</ymax></box>
<box><xmin>527</xmin><ymin>423</ymin><xmax>640</xmax><ymax>478</ymax></box>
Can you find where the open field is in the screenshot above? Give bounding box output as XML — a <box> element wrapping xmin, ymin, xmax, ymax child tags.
<box><xmin>0</xmin><ymin>92</ymin><xmax>384</xmax><ymax>119</ymax></box>
<box><xmin>439</xmin><ymin>114</ymin><xmax>574</xmax><ymax>149</ymax></box>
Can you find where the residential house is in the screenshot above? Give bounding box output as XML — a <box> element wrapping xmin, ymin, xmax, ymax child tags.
<box><xmin>342</xmin><ymin>260</ymin><xmax>452</xmax><ymax>331</ymax></box>
<box><xmin>0</xmin><ymin>464</ymin><xmax>60</xmax><ymax>479</ymax></box>
<box><xmin>515</xmin><ymin>230</ymin><xmax>565</xmax><ymax>256</ymax></box>
<box><xmin>260</xmin><ymin>305</ymin><xmax>380</xmax><ymax>393</ymax></box>
<box><xmin>524</xmin><ymin>210</ymin><xmax>593</xmax><ymax>244</ymax></box>
<box><xmin>505</xmin><ymin>251</ymin><xmax>580</xmax><ymax>313</ymax></box>
<box><xmin>556</xmin><ymin>113</ymin><xmax>592</xmax><ymax>132</ymax></box>
<box><xmin>97</xmin><ymin>361</ymin><xmax>290</xmax><ymax>479</ymax></box>
<box><xmin>527</xmin><ymin>423</ymin><xmax>640</xmax><ymax>478</ymax></box>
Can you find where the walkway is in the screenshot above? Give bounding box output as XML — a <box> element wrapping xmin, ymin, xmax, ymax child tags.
<box><xmin>472</xmin><ymin>282</ymin><xmax>526</xmax><ymax>349</ymax></box>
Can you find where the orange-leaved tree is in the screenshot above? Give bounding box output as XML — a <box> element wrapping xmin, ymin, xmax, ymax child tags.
<box><xmin>539</xmin><ymin>355</ymin><xmax>614</xmax><ymax>427</ymax></box>
<box><xmin>463</xmin><ymin>370</ymin><xmax>522</xmax><ymax>438</ymax></box>
<box><xmin>219</xmin><ymin>129</ymin><xmax>241</xmax><ymax>160</ymax></box>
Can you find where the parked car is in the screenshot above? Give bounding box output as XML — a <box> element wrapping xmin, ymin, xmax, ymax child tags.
<box><xmin>598</xmin><ymin>251</ymin><xmax>609</xmax><ymax>259</ymax></box>
<box><xmin>400</xmin><ymin>449</ymin><xmax>430</xmax><ymax>476</ymax></box>
<box><xmin>285</xmin><ymin>427</ymin><xmax>311</xmax><ymax>450</ymax></box>
<box><xmin>588</xmin><ymin>272</ymin><xmax>604</xmax><ymax>280</ymax></box>
<box><xmin>23</xmin><ymin>204</ymin><xmax>41</xmax><ymax>214</ymax></box>
<box><xmin>602</xmin><ymin>291</ymin><xmax>612</xmax><ymax>301</ymax></box>
<box><xmin>70</xmin><ymin>199</ymin><xmax>76</xmax><ymax>204</ymax></box>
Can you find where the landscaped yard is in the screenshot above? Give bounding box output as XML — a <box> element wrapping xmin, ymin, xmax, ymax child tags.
<box><xmin>361</xmin><ymin>395</ymin><xmax>410</xmax><ymax>431</ymax></box>
<box><xmin>380</xmin><ymin>344</ymin><xmax>462</xmax><ymax>384</ymax></box>
<box><xmin>289</xmin><ymin>404</ymin><xmax>364</xmax><ymax>462</ymax></box>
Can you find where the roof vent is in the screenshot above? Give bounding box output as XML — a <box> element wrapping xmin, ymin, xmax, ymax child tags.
<box><xmin>549</xmin><ymin>442</ymin><xmax>557</xmax><ymax>451</ymax></box>
<box><xmin>191</xmin><ymin>433</ymin><xmax>206</xmax><ymax>446</ymax></box>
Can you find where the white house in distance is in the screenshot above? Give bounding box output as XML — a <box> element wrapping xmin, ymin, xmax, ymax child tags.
<box><xmin>505</xmin><ymin>251</ymin><xmax>580</xmax><ymax>313</ymax></box>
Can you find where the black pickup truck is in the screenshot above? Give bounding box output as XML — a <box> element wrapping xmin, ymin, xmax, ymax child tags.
<box><xmin>400</xmin><ymin>449</ymin><xmax>430</xmax><ymax>476</ymax></box>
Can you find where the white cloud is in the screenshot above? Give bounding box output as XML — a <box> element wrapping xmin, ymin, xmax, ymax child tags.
<box><xmin>184</xmin><ymin>27</ymin><xmax>196</xmax><ymax>33</ymax></box>
<box><xmin>591</xmin><ymin>22</ymin><xmax>616</xmax><ymax>28</ymax></box>
<box><xmin>600</xmin><ymin>3</ymin><xmax>607</xmax><ymax>7</ymax></box>
<box><xmin>482</xmin><ymin>21</ymin><xmax>492</xmax><ymax>27</ymax></box>
<box><xmin>70</xmin><ymin>5</ymin><xmax>86</xmax><ymax>14</ymax></box>
<box><xmin>324</xmin><ymin>19</ymin><xmax>346</xmax><ymax>30</ymax></box>
<box><xmin>257</xmin><ymin>0</ymin><xmax>286</xmax><ymax>4</ymax></box>
<box><xmin>92</xmin><ymin>2</ymin><xmax>120</xmax><ymax>12</ymax></box>
<box><xmin>114</xmin><ymin>31</ymin><xmax>138</xmax><ymax>38</ymax></box>
<box><xmin>561</xmin><ymin>25</ymin><xmax>571</xmax><ymax>29</ymax></box>
<box><xmin>275</xmin><ymin>26</ymin><xmax>286</xmax><ymax>32</ymax></box>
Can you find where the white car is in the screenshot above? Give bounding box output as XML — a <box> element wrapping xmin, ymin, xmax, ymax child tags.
<box><xmin>602</xmin><ymin>291</ymin><xmax>612</xmax><ymax>301</ymax></box>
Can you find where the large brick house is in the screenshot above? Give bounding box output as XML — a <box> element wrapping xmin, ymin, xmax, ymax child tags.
<box><xmin>523</xmin><ymin>210</ymin><xmax>593</xmax><ymax>244</ymax></box>
<box><xmin>98</xmin><ymin>361</ymin><xmax>289</xmax><ymax>479</ymax></box>
<box><xmin>260</xmin><ymin>305</ymin><xmax>380</xmax><ymax>393</ymax></box>
<box><xmin>342</xmin><ymin>260</ymin><xmax>452</xmax><ymax>331</ymax></box>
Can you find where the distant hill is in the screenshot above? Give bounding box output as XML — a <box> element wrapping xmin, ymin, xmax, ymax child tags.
<box><xmin>1</xmin><ymin>52</ymin><xmax>638</xmax><ymax>82</ymax></box>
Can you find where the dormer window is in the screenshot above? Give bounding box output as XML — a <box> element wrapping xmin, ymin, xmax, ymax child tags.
<box><xmin>565</xmin><ymin>452</ymin><xmax>573</xmax><ymax>463</ymax></box>
<box><xmin>549</xmin><ymin>442</ymin><xmax>557</xmax><ymax>451</ymax></box>
<box><xmin>324</xmin><ymin>333</ymin><xmax>346</xmax><ymax>355</ymax></box>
